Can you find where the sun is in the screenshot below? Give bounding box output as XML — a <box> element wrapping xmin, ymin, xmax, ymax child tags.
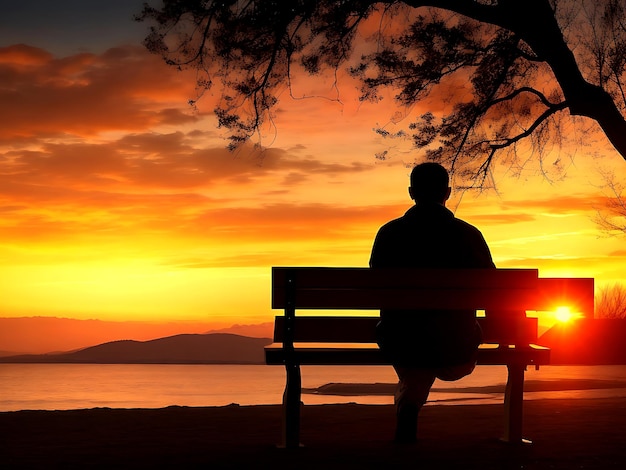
<box><xmin>554</xmin><ymin>306</ymin><xmax>575</xmax><ymax>323</ymax></box>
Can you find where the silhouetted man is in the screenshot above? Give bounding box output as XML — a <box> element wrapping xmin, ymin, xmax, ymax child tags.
<box><xmin>370</xmin><ymin>162</ymin><xmax>495</xmax><ymax>443</ymax></box>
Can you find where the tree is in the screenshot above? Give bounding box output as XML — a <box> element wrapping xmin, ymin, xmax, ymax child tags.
<box><xmin>137</xmin><ymin>0</ymin><xmax>626</xmax><ymax>185</ymax></box>
<box><xmin>595</xmin><ymin>172</ymin><xmax>626</xmax><ymax>234</ymax></box>
<box><xmin>595</xmin><ymin>282</ymin><xmax>626</xmax><ymax>319</ymax></box>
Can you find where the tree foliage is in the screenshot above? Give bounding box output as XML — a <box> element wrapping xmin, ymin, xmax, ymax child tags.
<box><xmin>595</xmin><ymin>172</ymin><xmax>626</xmax><ymax>234</ymax></box>
<box><xmin>137</xmin><ymin>0</ymin><xmax>626</xmax><ymax>185</ymax></box>
<box><xmin>596</xmin><ymin>282</ymin><xmax>626</xmax><ymax>319</ymax></box>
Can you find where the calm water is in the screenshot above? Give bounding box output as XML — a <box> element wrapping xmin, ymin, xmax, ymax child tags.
<box><xmin>1</xmin><ymin>364</ymin><xmax>625</xmax><ymax>412</ymax></box>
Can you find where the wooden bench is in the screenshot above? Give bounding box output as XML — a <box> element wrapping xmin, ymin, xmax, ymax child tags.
<box><xmin>265</xmin><ymin>267</ymin><xmax>595</xmax><ymax>448</ymax></box>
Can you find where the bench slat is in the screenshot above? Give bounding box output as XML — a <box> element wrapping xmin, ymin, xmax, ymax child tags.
<box><xmin>272</xmin><ymin>315</ymin><xmax>538</xmax><ymax>344</ymax></box>
<box><xmin>272</xmin><ymin>267</ymin><xmax>539</xmax><ymax>289</ymax></box>
<box><xmin>265</xmin><ymin>342</ymin><xmax>550</xmax><ymax>366</ymax></box>
<box><xmin>273</xmin><ymin>287</ymin><xmax>541</xmax><ymax>310</ymax></box>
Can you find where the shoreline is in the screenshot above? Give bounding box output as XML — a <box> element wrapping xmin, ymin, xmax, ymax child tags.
<box><xmin>304</xmin><ymin>376</ymin><xmax>626</xmax><ymax>395</ymax></box>
<box><xmin>2</xmin><ymin>397</ymin><xmax>625</xmax><ymax>469</ymax></box>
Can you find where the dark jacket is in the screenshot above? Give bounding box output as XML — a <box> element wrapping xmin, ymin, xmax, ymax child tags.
<box><xmin>370</xmin><ymin>202</ymin><xmax>495</xmax><ymax>367</ymax></box>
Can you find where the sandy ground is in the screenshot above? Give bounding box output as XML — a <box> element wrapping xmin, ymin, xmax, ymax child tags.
<box><xmin>2</xmin><ymin>397</ymin><xmax>625</xmax><ymax>469</ymax></box>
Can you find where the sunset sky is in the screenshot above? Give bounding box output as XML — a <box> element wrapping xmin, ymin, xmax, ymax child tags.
<box><xmin>1</xmin><ymin>1</ymin><xmax>625</xmax><ymax>340</ymax></box>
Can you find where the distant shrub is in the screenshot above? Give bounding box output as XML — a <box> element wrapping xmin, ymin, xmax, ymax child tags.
<box><xmin>596</xmin><ymin>283</ymin><xmax>626</xmax><ymax>319</ymax></box>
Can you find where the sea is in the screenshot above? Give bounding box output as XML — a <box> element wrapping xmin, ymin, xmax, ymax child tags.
<box><xmin>1</xmin><ymin>364</ymin><xmax>625</xmax><ymax>412</ymax></box>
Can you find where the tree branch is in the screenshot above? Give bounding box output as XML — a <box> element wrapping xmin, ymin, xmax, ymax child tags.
<box><xmin>400</xmin><ymin>0</ymin><xmax>626</xmax><ymax>161</ymax></box>
<box><xmin>489</xmin><ymin>101</ymin><xmax>568</xmax><ymax>149</ymax></box>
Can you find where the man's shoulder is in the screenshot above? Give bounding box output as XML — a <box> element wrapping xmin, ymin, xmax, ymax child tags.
<box><xmin>379</xmin><ymin>216</ymin><xmax>406</xmax><ymax>230</ymax></box>
<box><xmin>376</xmin><ymin>214</ymin><xmax>412</xmax><ymax>237</ymax></box>
<box><xmin>450</xmin><ymin>216</ymin><xmax>484</xmax><ymax>236</ymax></box>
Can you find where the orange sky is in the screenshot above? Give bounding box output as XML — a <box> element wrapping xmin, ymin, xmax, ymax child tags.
<box><xmin>1</xmin><ymin>6</ymin><xmax>626</xmax><ymax>340</ymax></box>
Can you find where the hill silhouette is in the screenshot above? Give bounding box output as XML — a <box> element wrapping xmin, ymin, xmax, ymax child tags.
<box><xmin>0</xmin><ymin>333</ymin><xmax>272</xmax><ymax>364</ymax></box>
<box><xmin>0</xmin><ymin>316</ymin><xmax>274</xmax><ymax>355</ymax></box>
<box><xmin>539</xmin><ymin>319</ymin><xmax>626</xmax><ymax>364</ymax></box>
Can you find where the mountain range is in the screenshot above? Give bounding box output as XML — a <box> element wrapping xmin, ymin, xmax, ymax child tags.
<box><xmin>0</xmin><ymin>333</ymin><xmax>273</xmax><ymax>364</ymax></box>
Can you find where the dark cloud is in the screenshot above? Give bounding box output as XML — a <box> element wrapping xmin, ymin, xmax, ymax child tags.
<box><xmin>0</xmin><ymin>44</ymin><xmax>197</xmax><ymax>139</ymax></box>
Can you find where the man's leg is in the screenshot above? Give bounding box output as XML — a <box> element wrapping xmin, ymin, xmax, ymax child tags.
<box><xmin>392</xmin><ymin>365</ymin><xmax>436</xmax><ymax>443</ymax></box>
<box><xmin>435</xmin><ymin>360</ymin><xmax>476</xmax><ymax>382</ymax></box>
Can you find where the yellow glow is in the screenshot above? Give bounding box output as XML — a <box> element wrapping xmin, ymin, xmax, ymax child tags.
<box><xmin>555</xmin><ymin>306</ymin><xmax>572</xmax><ymax>322</ymax></box>
<box><xmin>554</xmin><ymin>306</ymin><xmax>583</xmax><ymax>323</ymax></box>
<box><xmin>0</xmin><ymin>261</ymin><xmax>271</xmax><ymax>324</ymax></box>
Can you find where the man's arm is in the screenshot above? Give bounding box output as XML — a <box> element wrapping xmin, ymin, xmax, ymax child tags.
<box><xmin>472</xmin><ymin>233</ymin><xmax>495</xmax><ymax>268</ymax></box>
<box><xmin>471</xmin><ymin>229</ymin><xmax>496</xmax><ymax>269</ymax></box>
<box><xmin>369</xmin><ymin>229</ymin><xmax>385</xmax><ymax>268</ymax></box>
<box><xmin>370</xmin><ymin>223</ymin><xmax>398</xmax><ymax>268</ymax></box>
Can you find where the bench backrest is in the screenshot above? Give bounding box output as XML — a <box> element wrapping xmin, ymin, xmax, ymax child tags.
<box><xmin>271</xmin><ymin>267</ymin><xmax>595</xmax><ymax>346</ymax></box>
<box><xmin>272</xmin><ymin>267</ymin><xmax>594</xmax><ymax>314</ymax></box>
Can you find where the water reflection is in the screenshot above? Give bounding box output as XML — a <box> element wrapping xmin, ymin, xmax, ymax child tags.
<box><xmin>1</xmin><ymin>364</ymin><xmax>625</xmax><ymax>411</ymax></box>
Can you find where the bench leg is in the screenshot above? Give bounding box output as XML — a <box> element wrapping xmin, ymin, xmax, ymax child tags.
<box><xmin>502</xmin><ymin>363</ymin><xmax>531</xmax><ymax>444</ymax></box>
<box><xmin>281</xmin><ymin>362</ymin><xmax>302</xmax><ymax>449</ymax></box>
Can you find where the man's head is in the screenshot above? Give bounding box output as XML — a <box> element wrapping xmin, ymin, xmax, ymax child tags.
<box><xmin>409</xmin><ymin>162</ymin><xmax>451</xmax><ymax>204</ymax></box>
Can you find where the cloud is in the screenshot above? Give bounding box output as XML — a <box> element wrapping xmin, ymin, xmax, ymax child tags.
<box><xmin>1</xmin><ymin>119</ymin><xmax>389</xmax><ymax>248</ymax></box>
<box><xmin>0</xmin><ymin>44</ymin><xmax>197</xmax><ymax>139</ymax></box>
<box><xmin>187</xmin><ymin>202</ymin><xmax>396</xmax><ymax>236</ymax></box>
<box><xmin>496</xmin><ymin>253</ymin><xmax>626</xmax><ymax>280</ymax></box>
<box><xmin>499</xmin><ymin>195</ymin><xmax>602</xmax><ymax>214</ymax></box>
<box><xmin>2</xmin><ymin>130</ymin><xmax>375</xmax><ymax>200</ymax></box>
<box><xmin>167</xmin><ymin>242</ymin><xmax>373</xmax><ymax>268</ymax></box>
<box><xmin>459</xmin><ymin>192</ymin><xmax>609</xmax><ymax>227</ymax></box>
<box><xmin>0</xmin><ymin>41</ymin><xmax>384</xmax><ymax>253</ymax></box>
<box><xmin>0</xmin><ymin>44</ymin><xmax>53</xmax><ymax>65</ymax></box>
<box><xmin>465</xmin><ymin>213</ymin><xmax>536</xmax><ymax>225</ymax></box>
